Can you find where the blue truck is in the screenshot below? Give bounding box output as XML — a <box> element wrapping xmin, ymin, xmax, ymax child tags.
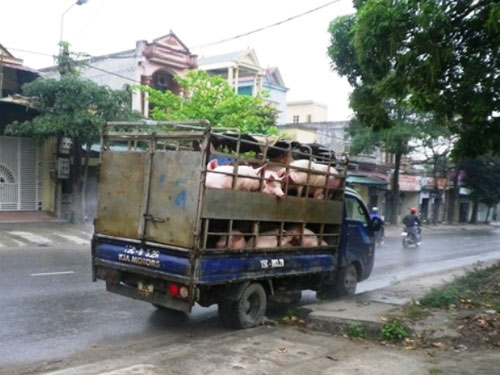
<box><xmin>91</xmin><ymin>121</ymin><xmax>381</xmax><ymax>328</ymax></box>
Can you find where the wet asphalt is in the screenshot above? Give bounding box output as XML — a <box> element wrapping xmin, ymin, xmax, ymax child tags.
<box><xmin>0</xmin><ymin>228</ymin><xmax>498</xmax><ymax>368</ymax></box>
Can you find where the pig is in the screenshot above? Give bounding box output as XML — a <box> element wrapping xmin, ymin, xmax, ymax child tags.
<box><xmin>215</xmin><ymin>230</ymin><xmax>247</xmax><ymax>249</ymax></box>
<box><xmin>286</xmin><ymin>225</ymin><xmax>322</xmax><ymax>247</ymax></box>
<box><xmin>206</xmin><ymin>159</ymin><xmax>263</xmax><ymax>191</ymax></box>
<box><xmin>279</xmin><ymin>160</ymin><xmax>339</xmax><ymax>199</ymax></box>
<box><xmin>206</xmin><ymin>160</ymin><xmax>286</xmax><ymax>199</ymax></box>
<box><xmin>261</xmin><ymin>170</ymin><xmax>286</xmax><ymax>199</ymax></box>
<box><xmin>246</xmin><ymin>229</ymin><xmax>292</xmax><ymax>249</ymax></box>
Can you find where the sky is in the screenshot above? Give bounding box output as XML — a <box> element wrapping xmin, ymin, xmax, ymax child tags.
<box><xmin>2</xmin><ymin>0</ymin><xmax>355</xmax><ymax>121</ymax></box>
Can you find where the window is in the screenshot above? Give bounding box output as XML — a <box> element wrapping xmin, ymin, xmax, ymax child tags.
<box><xmin>293</xmin><ymin>115</ymin><xmax>299</xmax><ymax>123</ymax></box>
<box><xmin>345</xmin><ymin>195</ymin><xmax>369</xmax><ymax>225</ymax></box>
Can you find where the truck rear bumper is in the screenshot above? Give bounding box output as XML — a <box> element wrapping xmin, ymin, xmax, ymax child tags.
<box><xmin>105</xmin><ymin>280</ymin><xmax>191</xmax><ymax>313</ymax></box>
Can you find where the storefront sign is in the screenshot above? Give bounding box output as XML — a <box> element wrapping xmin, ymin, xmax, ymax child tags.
<box><xmin>399</xmin><ymin>175</ymin><xmax>421</xmax><ymax>192</ymax></box>
<box><xmin>57</xmin><ymin>158</ymin><xmax>70</xmax><ymax>179</ymax></box>
<box><xmin>420</xmin><ymin>177</ymin><xmax>447</xmax><ymax>190</ymax></box>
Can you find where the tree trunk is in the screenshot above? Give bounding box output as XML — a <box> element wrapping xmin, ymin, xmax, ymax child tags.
<box><xmin>447</xmin><ymin>167</ymin><xmax>460</xmax><ymax>224</ymax></box>
<box><xmin>390</xmin><ymin>152</ymin><xmax>402</xmax><ymax>225</ymax></box>
<box><xmin>71</xmin><ymin>138</ymin><xmax>84</xmax><ymax>223</ymax></box>
<box><xmin>81</xmin><ymin>143</ymin><xmax>91</xmax><ymax>222</ymax></box>
<box><xmin>485</xmin><ymin>206</ymin><xmax>491</xmax><ymax>223</ymax></box>
<box><xmin>470</xmin><ymin>196</ymin><xmax>479</xmax><ymax>224</ymax></box>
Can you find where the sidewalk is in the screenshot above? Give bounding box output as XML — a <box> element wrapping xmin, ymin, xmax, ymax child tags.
<box><xmin>39</xmin><ymin>264</ymin><xmax>500</xmax><ymax>375</ymax></box>
<box><xmin>384</xmin><ymin>221</ymin><xmax>500</xmax><ymax>237</ymax></box>
<box><xmin>0</xmin><ymin>211</ymin><xmax>64</xmax><ymax>224</ymax></box>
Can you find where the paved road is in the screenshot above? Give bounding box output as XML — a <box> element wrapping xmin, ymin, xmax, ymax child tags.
<box><xmin>0</xmin><ymin>224</ymin><xmax>498</xmax><ymax>371</ymax></box>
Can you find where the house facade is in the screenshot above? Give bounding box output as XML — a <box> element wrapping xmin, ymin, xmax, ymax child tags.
<box><xmin>41</xmin><ymin>33</ymin><xmax>198</xmax><ymax>117</ymax></box>
<box><xmin>198</xmin><ymin>50</ymin><xmax>288</xmax><ymax>124</ymax></box>
<box><xmin>0</xmin><ymin>45</ymin><xmax>56</xmax><ymax>213</ymax></box>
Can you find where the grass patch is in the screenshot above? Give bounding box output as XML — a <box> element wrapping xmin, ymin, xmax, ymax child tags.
<box><xmin>403</xmin><ymin>301</ymin><xmax>430</xmax><ymax>321</ymax></box>
<box><xmin>420</xmin><ymin>262</ymin><xmax>500</xmax><ymax>308</ymax></box>
<box><xmin>381</xmin><ymin>319</ymin><xmax>409</xmax><ymax>341</ymax></box>
<box><xmin>428</xmin><ymin>368</ymin><xmax>442</xmax><ymax>375</ymax></box>
<box><xmin>347</xmin><ymin>323</ymin><xmax>365</xmax><ymax>338</ymax></box>
<box><xmin>381</xmin><ymin>319</ymin><xmax>410</xmax><ymax>341</ymax></box>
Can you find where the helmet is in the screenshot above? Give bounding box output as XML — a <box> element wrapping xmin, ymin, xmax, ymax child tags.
<box><xmin>410</xmin><ymin>207</ymin><xmax>417</xmax><ymax>214</ymax></box>
<box><xmin>372</xmin><ymin>207</ymin><xmax>378</xmax><ymax>212</ymax></box>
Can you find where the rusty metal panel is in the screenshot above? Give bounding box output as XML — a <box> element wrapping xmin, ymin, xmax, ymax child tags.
<box><xmin>144</xmin><ymin>151</ymin><xmax>203</xmax><ymax>248</ymax></box>
<box><xmin>202</xmin><ymin>189</ymin><xmax>343</xmax><ymax>224</ymax></box>
<box><xmin>96</xmin><ymin>151</ymin><xmax>147</xmax><ymax>239</ymax></box>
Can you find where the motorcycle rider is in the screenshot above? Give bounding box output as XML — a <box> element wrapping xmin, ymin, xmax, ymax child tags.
<box><xmin>370</xmin><ymin>207</ymin><xmax>385</xmax><ymax>245</ymax></box>
<box><xmin>402</xmin><ymin>207</ymin><xmax>421</xmax><ymax>244</ymax></box>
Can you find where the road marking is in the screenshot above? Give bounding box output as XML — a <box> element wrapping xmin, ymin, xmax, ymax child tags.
<box><xmin>54</xmin><ymin>233</ymin><xmax>89</xmax><ymax>245</ymax></box>
<box><xmin>12</xmin><ymin>238</ymin><xmax>27</xmax><ymax>247</ymax></box>
<box><xmin>30</xmin><ymin>271</ymin><xmax>75</xmax><ymax>277</ymax></box>
<box><xmin>8</xmin><ymin>231</ymin><xmax>52</xmax><ymax>246</ymax></box>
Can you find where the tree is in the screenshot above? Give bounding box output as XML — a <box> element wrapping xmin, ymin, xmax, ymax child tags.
<box><xmin>139</xmin><ymin>70</ymin><xmax>278</xmax><ymax>134</ymax></box>
<box><xmin>462</xmin><ymin>156</ymin><xmax>500</xmax><ymax>223</ymax></box>
<box><xmin>328</xmin><ymin>0</ymin><xmax>499</xmax><ymax>159</ymax></box>
<box><xmin>6</xmin><ymin>71</ymin><xmax>138</xmax><ymax>222</ymax></box>
<box><xmin>411</xmin><ymin>122</ymin><xmax>457</xmax><ymax>224</ymax></box>
<box><xmin>348</xmin><ymin>109</ymin><xmax>416</xmax><ymax>225</ymax></box>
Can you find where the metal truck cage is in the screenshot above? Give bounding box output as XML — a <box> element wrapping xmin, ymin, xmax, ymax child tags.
<box><xmin>93</xmin><ymin>120</ymin><xmax>348</xmax><ymax>311</ymax></box>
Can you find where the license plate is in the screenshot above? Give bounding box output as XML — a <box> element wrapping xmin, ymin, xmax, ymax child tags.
<box><xmin>401</xmin><ymin>232</ymin><xmax>407</xmax><ymax>236</ymax></box>
<box><xmin>138</xmin><ymin>281</ymin><xmax>154</xmax><ymax>297</ymax></box>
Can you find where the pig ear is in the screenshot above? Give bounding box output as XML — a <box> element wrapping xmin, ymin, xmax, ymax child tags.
<box><xmin>277</xmin><ymin>168</ymin><xmax>286</xmax><ymax>178</ymax></box>
<box><xmin>255</xmin><ymin>165</ymin><xmax>265</xmax><ymax>176</ymax></box>
<box><xmin>208</xmin><ymin>159</ymin><xmax>218</xmax><ymax>170</ymax></box>
<box><xmin>288</xmin><ymin>171</ymin><xmax>298</xmax><ymax>182</ymax></box>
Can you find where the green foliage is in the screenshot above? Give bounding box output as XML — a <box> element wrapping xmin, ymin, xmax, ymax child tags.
<box><xmin>428</xmin><ymin>368</ymin><xmax>442</xmax><ymax>375</ymax></box>
<box><xmin>462</xmin><ymin>156</ymin><xmax>500</xmax><ymax>208</ymax></box>
<box><xmin>5</xmin><ymin>74</ymin><xmax>138</xmax><ymax>144</ymax></box>
<box><xmin>328</xmin><ymin>0</ymin><xmax>500</xmax><ymax>158</ymax></box>
<box><xmin>381</xmin><ymin>319</ymin><xmax>409</xmax><ymax>341</ymax></box>
<box><xmin>138</xmin><ymin>70</ymin><xmax>278</xmax><ymax>135</ymax></box>
<box><xmin>403</xmin><ymin>302</ymin><xmax>430</xmax><ymax>321</ymax></box>
<box><xmin>420</xmin><ymin>262</ymin><xmax>500</xmax><ymax>308</ymax></box>
<box><xmin>347</xmin><ymin>322</ymin><xmax>365</xmax><ymax>338</ymax></box>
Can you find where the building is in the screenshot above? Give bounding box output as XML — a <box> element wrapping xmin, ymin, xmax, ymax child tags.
<box><xmin>0</xmin><ymin>45</ymin><xmax>57</xmax><ymax>213</ymax></box>
<box><xmin>286</xmin><ymin>101</ymin><xmax>328</xmax><ymax>124</ymax></box>
<box><xmin>41</xmin><ymin>32</ymin><xmax>198</xmax><ymax>117</ymax></box>
<box><xmin>198</xmin><ymin>50</ymin><xmax>288</xmax><ymax>124</ymax></box>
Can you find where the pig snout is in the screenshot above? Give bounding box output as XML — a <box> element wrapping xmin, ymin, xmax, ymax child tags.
<box><xmin>262</xmin><ymin>171</ymin><xmax>286</xmax><ymax>198</ymax></box>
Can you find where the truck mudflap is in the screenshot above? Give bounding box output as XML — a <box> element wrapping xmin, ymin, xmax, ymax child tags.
<box><xmin>198</xmin><ymin>252</ymin><xmax>335</xmax><ymax>284</ymax></box>
<box><xmin>95</xmin><ymin>238</ymin><xmax>190</xmax><ymax>280</ymax></box>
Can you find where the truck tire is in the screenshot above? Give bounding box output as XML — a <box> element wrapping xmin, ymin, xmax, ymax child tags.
<box><xmin>335</xmin><ymin>264</ymin><xmax>358</xmax><ymax>297</ymax></box>
<box><xmin>316</xmin><ymin>264</ymin><xmax>358</xmax><ymax>300</ymax></box>
<box><xmin>218</xmin><ymin>282</ymin><xmax>267</xmax><ymax>329</ymax></box>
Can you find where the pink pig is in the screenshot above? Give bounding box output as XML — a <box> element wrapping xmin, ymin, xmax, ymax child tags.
<box><xmin>286</xmin><ymin>225</ymin><xmax>322</xmax><ymax>247</ymax></box>
<box><xmin>206</xmin><ymin>160</ymin><xmax>286</xmax><ymax>199</ymax></box>
<box><xmin>215</xmin><ymin>230</ymin><xmax>247</xmax><ymax>249</ymax></box>
<box><xmin>247</xmin><ymin>229</ymin><xmax>292</xmax><ymax>249</ymax></box>
<box><xmin>279</xmin><ymin>160</ymin><xmax>339</xmax><ymax>199</ymax></box>
<box><xmin>206</xmin><ymin>159</ymin><xmax>263</xmax><ymax>191</ymax></box>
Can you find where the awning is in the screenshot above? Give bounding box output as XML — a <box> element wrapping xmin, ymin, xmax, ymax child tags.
<box><xmin>347</xmin><ymin>175</ymin><xmax>388</xmax><ymax>186</ymax></box>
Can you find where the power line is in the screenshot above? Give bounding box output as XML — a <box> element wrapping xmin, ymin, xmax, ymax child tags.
<box><xmin>192</xmin><ymin>0</ymin><xmax>345</xmax><ymax>49</ymax></box>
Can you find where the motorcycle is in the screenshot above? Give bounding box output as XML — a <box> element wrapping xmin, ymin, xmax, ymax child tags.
<box><xmin>402</xmin><ymin>225</ymin><xmax>421</xmax><ymax>248</ymax></box>
<box><xmin>375</xmin><ymin>226</ymin><xmax>385</xmax><ymax>246</ymax></box>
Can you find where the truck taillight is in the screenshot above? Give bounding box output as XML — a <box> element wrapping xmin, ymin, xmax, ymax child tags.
<box><xmin>168</xmin><ymin>283</ymin><xmax>180</xmax><ymax>296</ymax></box>
<box><xmin>168</xmin><ymin>283</ymin><xmax>189</xmax><ymax>299</ymax></box>
<box><xmin>179</xmin><ymin>286</ymin><xmax>189</xmax><ymax>298</ymax></box>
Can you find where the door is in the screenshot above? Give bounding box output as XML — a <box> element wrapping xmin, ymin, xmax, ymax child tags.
<box><xmin>343</xmin><ymin>194</ymin><xmax>374</xmax><ymax>278</ymax></box>
<box><xmin>0</xmin><ymin>137</ymin><xmax>38</xmax><ymax>211</ymax></box>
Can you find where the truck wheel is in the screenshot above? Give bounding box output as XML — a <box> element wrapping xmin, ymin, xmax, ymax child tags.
<box><xmin>218</xmin><ymin>283</ymin><xmax>267</xmax><ymax>329</ymax></box>
<box><xmin>336</xmin><ymin>264</ymin><xmax>358</xmax><ymax>297</ymax></box>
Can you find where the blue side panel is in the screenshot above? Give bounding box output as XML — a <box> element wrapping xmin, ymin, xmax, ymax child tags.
<box><xmin>199</xmin><ymin>252</ymin><xmax>335</xmax><ymax>284</ymax></box>
<box><xmin>96</xmin><ymin>240</ymin><xmax>190</xmax><ymax>277</ymax></box>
